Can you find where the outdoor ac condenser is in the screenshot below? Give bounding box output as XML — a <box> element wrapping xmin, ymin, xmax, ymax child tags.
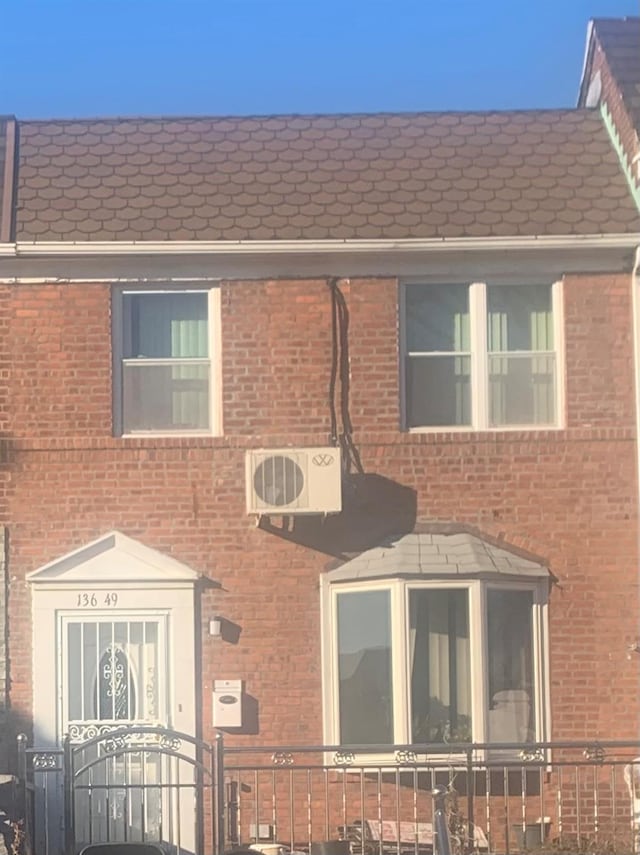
<box><xmin>245</xmin><ymin>447</ymin><xmax>342</xmax><ymax>515</ymax></box>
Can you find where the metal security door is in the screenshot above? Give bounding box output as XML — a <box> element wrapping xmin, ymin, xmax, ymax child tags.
<box><xmin>62</xmin><ymin>616</ymin><xmax>167</xmax><ymax>737</ymax></box>
<box><xmin>61</xmin><ymin>615</ymin><xmax>173</xmax><ymax>850</ymax></box>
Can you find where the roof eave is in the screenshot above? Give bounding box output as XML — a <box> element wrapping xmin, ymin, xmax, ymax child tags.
<box><xmin>5</xmin><ymin>233</ymin><xmax>640</xmax><ymax>258</ymax></box>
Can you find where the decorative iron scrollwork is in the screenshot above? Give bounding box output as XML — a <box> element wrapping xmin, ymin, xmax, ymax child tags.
<box><xmin>395</xmin><ymin>750</ymin><xmax>418</xmax><ymax>764</ymax></box>
<box><xmin>159</xmin><ymin>735</ymin><xmax>181</xmax><ymax>752</ymax></box>
<box><xmin>32</xmin><ymin>753</ymin><xmax>59</xmax><ymax>770</ymax></box>
<box><xmin>584</xmin><ymin>744</ymin><xmax>606</xmax><ymax>763</ymax></box>
<box><xmin>519</xmin><ymin>747</ymin><xmax>545</xmax><ymax>763</ymax></box>
<box><xmin>272</xmin><ymin>752</ymin><xmax>294</xmax><ymax>766</ymax></box>
<box><xmin>333</xmin><ymin>751</ymin><xmax>355</xmax><ymax>766</ymax></box>
<box><xmin>69</xmin><ymin>723</ymin><xmax>118</xmax><ymax>743</ymax></box>
<box><xmin>102</xmin><ymin>734</ymin><xmax>127</xmax><ymax>754</ymax></box>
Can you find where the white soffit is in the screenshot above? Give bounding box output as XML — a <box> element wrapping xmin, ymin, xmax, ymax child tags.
<box><xmin>27</xmin><ymin>531</ymin><xmax>199</xmax><ymax>584</ymax></box>
<box><xmin>327</xmin><ymin>532</ymin><xmax>548</xmax><ymax>582</ymax></box>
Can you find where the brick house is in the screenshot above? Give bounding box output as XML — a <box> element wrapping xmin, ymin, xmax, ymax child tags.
<box><xmin>0</xmin><ymin>16</ymin><xmax>639</xmax><ymax>855</ymax></box>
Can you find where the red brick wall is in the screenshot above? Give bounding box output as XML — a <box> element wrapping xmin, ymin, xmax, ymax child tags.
<box><xmin>3</xmin><ymin>273</ymin><xmax>639</xmax><ymax>753</ymax></box>
<box><xmin>586</xmin><ymin>37</ymin><xmax>640</xmax><ymax>188</ymax></box>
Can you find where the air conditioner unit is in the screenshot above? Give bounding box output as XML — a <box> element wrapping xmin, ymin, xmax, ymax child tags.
<box><xmin>246</xmin><ymin>447</ymin><xmax>342</xmax><ymax>515</ymax></box>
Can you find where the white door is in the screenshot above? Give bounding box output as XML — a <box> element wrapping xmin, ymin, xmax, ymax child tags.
<box><xmin>62</xmin><ymin>615</ymin><xmax>171</xmax><ymax>848</ymax></box>
<box><xmin>29</xmin><ymin>532</ymin><xmax>200</xmax><ymax>855</ymax></box>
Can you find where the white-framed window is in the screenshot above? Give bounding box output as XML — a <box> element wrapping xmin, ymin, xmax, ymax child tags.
<box><xmin>402</xmin><ymin>280</ymin><xmax>563</xmax><ymax>430</ymax></box>
<box><xmin>113</xmin><ymin>286</ymin><xmax>222</xmax><ymax>435</ymax></box>
<box><xmin>323</xmin><ymin>577</ymin><xmax>548</xmax><ymax>750</ymax></box>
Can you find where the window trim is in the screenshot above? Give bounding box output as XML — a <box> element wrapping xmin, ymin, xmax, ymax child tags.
<box><xmin>321</xmin><ymin>575</ymin><xmax>549</xmax><ymax>756</ymax></box>
<box><xmin>112</xmin><ymin>284</ymin><xmax>222</xmax><ymax>437</ymax></box>
<box><xmin>400</xmin><ymin>279</ymin><xmax>565</xmax><ymax>432</ymax></box>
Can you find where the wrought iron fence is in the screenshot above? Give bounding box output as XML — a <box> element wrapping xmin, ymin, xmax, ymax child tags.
<box><xmin>218</xmin><ymin>739</ymin><xmax>640</xmax><ymax>855</ymax></box>
<box><xmin>13</xmin><ymin>736</ymin><xmax>640</xmax><ymax>855</ymax></box>
<box><xmin>16</xmin><ymin>727</ymin><xmax>223</xmax><ymax>855</ymax></box>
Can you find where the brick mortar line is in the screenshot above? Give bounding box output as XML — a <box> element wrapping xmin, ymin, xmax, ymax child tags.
<box><xmin>0</xmin><ymin>429</ymin><xmax>635</xmax><ymax>453</ymax></box>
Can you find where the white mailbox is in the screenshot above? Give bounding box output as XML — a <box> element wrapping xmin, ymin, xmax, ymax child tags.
<box><xmin>213</xmin><ymin>679</ymin><xmax>243</xmax><ymax>728</ymax></box>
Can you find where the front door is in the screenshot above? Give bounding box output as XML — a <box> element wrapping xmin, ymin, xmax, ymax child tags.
<box><xmin>62</xmin><ymin>616</ymin><xmax>169</xmax><ymax>846</ymax></box>
<box><xmin>29</xmin><ymin>532</ymin><xmax>200</xmax><ymax>855</ymax></box>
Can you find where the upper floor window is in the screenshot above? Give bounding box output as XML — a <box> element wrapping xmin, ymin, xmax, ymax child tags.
<box><xmin>113</xmin><ymin>287</ymin><xmax>221</xmax><ymax>435</ymax></box>
<box><xmin>403</xmin><ymin>281</ymin><xmax>562</xmax><ymax>430</ymax></box>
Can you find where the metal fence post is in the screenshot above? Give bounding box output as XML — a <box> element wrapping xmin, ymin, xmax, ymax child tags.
<box><xmin>214</xmin><ymin>731</ymin><xmax>225</xmax><ymax>855</ymax></box>
<box><xmin>16</xmin><ymin>734</ymin><xmax>27</xmax><ymax>817</ymax></box>
<box><xmin>466</xmin><ymin>745</ymin><xmax>474</xmax><ymax>852</ymax></box>
<box><xmin>63</xmin><ymin>735</ymin><xmax>74</xmax><ymax>855</ymax></box>
<box><xmin>16</xmin><ymin>734</ymin><xmax>28</xmax><ymax>855</ymax></box>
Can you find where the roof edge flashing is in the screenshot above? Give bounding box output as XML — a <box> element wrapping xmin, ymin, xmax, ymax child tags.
<box><xmin>11</xmin><ymin>233</ymin><xmax>640</xmax><ymax>258</ymax></box>
<box><xmin>0</xmin><ymin>119</ymin><xmax>16</xmax><ymax>243</ymax></box>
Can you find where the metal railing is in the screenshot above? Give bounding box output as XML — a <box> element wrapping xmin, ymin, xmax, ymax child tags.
<box><xmin>218</xmin><ymin>739</ymin><xmax>640</xmax><ymax>855</ymax></box>
<box><xmin>13</xmin><ymin>735</ymin><xmax>640</xmax><ymax>855</ymax></box>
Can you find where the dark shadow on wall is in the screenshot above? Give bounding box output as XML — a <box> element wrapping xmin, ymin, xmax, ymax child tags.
<box><xmin>258</xmin><ymin>472</ymin><xmax>417</xmax><ymax>560</ymax></box>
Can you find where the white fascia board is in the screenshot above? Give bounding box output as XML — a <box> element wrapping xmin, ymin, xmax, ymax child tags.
<box><xmin>10</xmin><ymin>233</ymin><xmax>640</xmax><ymax>257</ymax></box>
<box><xmin>577</xmin><ymin>19</ymin><xmax>596</xmax><ymax>104</ymax></box>
<box><xmin>0</xmin><ymin>244</ymin><xmax>15</xmax><ymax>256</ymax></box>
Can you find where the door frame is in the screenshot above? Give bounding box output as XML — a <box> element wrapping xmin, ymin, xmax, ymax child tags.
<box><xmin>28</xmin><ymin>532</ymin><xmax>199</xmax><ymax>748</ymax></box>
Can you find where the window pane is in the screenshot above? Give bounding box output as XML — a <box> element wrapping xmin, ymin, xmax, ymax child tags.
<box><xmin>68</xmin><ymin>620</ymin><xmax>160</xmax><ymax>726</ymax></box>
<box><xmin>409</xmin><ymin>589</ymin><xmax>471</xmax><ymax>743</ymax></box>
<box><xmin>67</xmin><ymin>623</ymin><xmax>83</xmax><ymax>722</ymax></box>
<box><xmin>122</xmin><ymin>362</ymin><xmax>210</xmax><ymax>432</ymax></box>
<box><xmin>489</xmin><ymin>354</ymin><xmax>555</xmax><ymax>425</ymax></box>
<box><xmin>406</xmin><ymin>284</ymin><xmax>470</xmax><ymax>352</ymax></box>
<box><xmin>124</xmin><ymin>293</ymin><xmax>208</xmax><ymax>359</ymax></box>
<box><xmin>406</xmin><ymin>356</ymin><xmax>471</xmax><ymax>427</ymax></box>
<box><xmin>487</xmin><ymin>284</ymin><xmax>553</xmax><ymax>352</ymax></box>
<box><xmin>337</xmin><ymin>590</ymin><xmax>393</xmax><ymax>745</ymax></box>
<box><xmin>487</xmin><ymin>590</ymin><xmax>535</xmax><ymax>743</ymax></box>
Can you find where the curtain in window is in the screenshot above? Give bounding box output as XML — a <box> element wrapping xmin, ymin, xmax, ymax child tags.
<box><xmin>409</xmin><ymin>590</ymin><xmax>471</xmax><ymax>743</ymax></box>
<box><xmin>123</xmin><ymin>293</ymin><xmax>209</xmax><ymax>431</ymax></box>
<box><xmin>130</xmin><ymin>293</ymin><xmax>208</xmax><ymax>358</ymax></box>
<box><xmin>488</xmin><ymin>285</ymin><xmax>554</xmax><ymax>426</ymax></box>
<box><xmin>486</xmin><ymin>590</ymin><xmax>535</xmax><ymax>743</ymax></box>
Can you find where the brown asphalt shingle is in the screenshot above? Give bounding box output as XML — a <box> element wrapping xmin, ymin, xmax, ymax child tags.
<box><xmin>15</xmin><ymin>109</ymin><xmax>640</xmax><ymax>242</ymax></box>
<box><xmin>593</xmin><ymin>17</ymin><xmax>640</xmax><ymax>135</ymax></box>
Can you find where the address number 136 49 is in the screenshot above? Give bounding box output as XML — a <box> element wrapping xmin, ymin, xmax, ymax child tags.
<box><xmin>76</xmin><ymin>593</ymin><xmax>119</xmax><ymax>607</ymax></box>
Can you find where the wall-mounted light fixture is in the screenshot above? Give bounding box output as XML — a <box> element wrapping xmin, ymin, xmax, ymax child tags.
<box><xmin>209</xmin><ymin>616</ymin><xmax>223</xmax><ymax>638</ymax></box>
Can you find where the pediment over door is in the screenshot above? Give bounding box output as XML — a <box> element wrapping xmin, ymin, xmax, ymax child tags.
<box><xmin>27</xmin><ymin>531</ymin><xmax>199</xmax><ymax>585</ymax></box>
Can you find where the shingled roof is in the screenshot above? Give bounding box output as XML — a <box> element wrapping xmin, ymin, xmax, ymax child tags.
<box><xmin>591</xmin><ymin>18</ymin><xmax>640</xmax><ymax>135</ymax></box>
<box><xmin>14</xmin><ymin>108</ymin><xmax>640</xmax><ymax>243</ymax></box>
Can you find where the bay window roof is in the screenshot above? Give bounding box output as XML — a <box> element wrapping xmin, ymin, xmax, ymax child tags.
<box><xmin>327</xmin><ymin>530</ymin><xmax>549</xmax><ymax>582</ymax></box>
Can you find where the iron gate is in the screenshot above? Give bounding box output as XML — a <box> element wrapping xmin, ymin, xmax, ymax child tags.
<box><xmin>17</xmin><ymin>726</ymin><xmax>224</xmax><ymax>855</ymax></box>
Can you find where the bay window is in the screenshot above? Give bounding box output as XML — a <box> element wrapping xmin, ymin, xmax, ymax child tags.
<box><xmin>326</xmin><ymin>574</ymin><xmax>548</xmax><ymax>750</ymax></box>
<box><xmin>403</xmin><ymin>281</ymin><xmax>562</xmax><ymax>430</ymax></box>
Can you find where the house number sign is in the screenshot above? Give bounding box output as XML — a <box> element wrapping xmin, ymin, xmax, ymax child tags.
<box><xmin>76</xmin><ymin>592</ymin><xmax>120</xmax><ymax>607</ymax></box>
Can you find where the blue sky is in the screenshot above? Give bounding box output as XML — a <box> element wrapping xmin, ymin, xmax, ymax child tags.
<box><xmin>2</xmin><ymin>0</ymin><xmax>639</xmax><ymax>119</ymax></box>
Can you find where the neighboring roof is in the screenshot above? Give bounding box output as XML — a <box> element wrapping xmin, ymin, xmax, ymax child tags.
<box><xmin>0</xmin><ymin>117</ymin><xmax>16</xmax><ymax>242</ymax></box>
<box><xmin>27</xmin><ymin>530</ymin><xmax>200</xmax><ymax>583</ymax></box>
<box><xmin>592</xmin><ymin>18</ymin><xmax>640</xmax><ymax>134</ymax></box>
<box><xmin>327</xmin><ymin>531</ymin><xmax>548</xmax><ymax>583</ymax></box>
<box><xmin>15</xmin><ymin>109</ymin><xmax>640</xmax><ymax>243</ymax></box>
